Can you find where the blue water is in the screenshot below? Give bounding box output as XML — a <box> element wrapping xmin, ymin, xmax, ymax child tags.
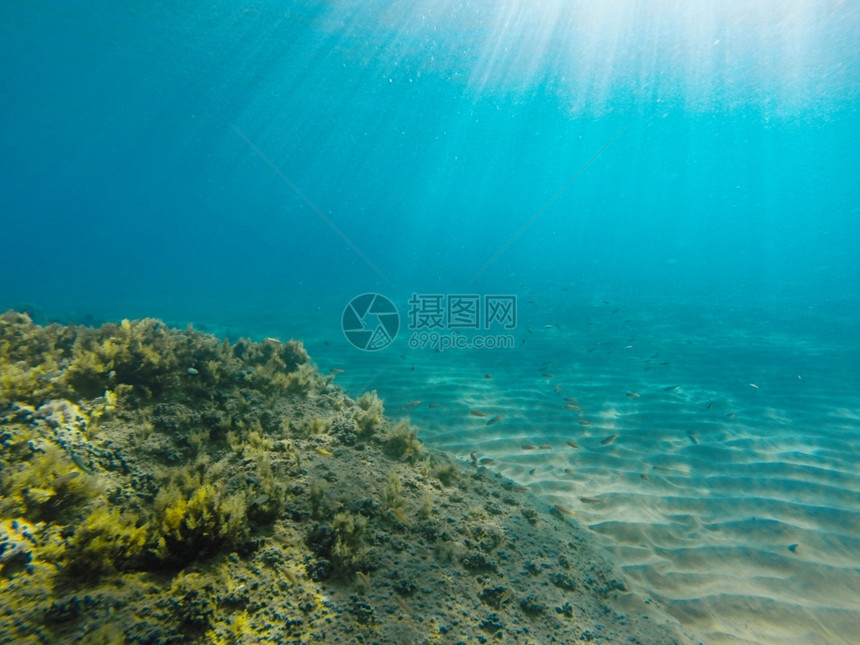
<box><xmin>2</xmin><ymin>2</ymin><xmax>860</xmax><ymax>643</ymax></box>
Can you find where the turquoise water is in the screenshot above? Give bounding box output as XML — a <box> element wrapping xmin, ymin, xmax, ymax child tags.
<box><xmin>2</xmin><ymin>2</ymin><xmax>860</xmax><ymax>643</ymax></box>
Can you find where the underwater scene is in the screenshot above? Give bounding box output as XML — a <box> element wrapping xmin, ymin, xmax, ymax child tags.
<box><xmin>2</xmin><ymin>2</ymin><xmax>859</xmax><ymax>644</ymax></box>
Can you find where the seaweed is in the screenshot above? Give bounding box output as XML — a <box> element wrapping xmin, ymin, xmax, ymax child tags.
<box><xmin>352</xmin><ymin>391</ymin><xmax>384</xmax><ymax>436</ymax></box>
<box><xmin>383</xmin><ymin>419</ymin><xmax>423</xmax><ymax>460</ymax></box>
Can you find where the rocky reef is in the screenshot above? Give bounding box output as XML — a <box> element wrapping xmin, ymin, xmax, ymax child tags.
<box><xmin>0</xmin><ymin>311</ymin><xmax>691</xmax><ymax>644</ymax></box>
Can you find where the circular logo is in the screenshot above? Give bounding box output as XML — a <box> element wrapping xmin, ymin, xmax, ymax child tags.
<box><xmin>342</xmin><ymin>293</ymin><xmax>399</xmax><ymax>351</ymax></box>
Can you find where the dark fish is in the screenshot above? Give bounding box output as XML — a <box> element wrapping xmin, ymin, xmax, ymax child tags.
<box><xmin>330</xmin><ymin>368</ymin><xmax>344</xmax><ymax>374</ymax></box>
<box><xmin>579</xmin><ymin>420</ymin><xmax>591</xmax><ymax>426</ymax></box>
<box><xmin>484</xmin><ymin>374</ymin><xmax>493</xmax><ymax>379</ymax></box>
<box><xmin>706</xmin><ymin>400</ymin><xmax>713</xmax><ymax>410</ymax></box>
<box><xmin>626</xmin><ymin>392</ymin><xmax>640</xmax><ymax>398</ymax></box>
<box><xmin>428</xmin><ymin>403</ymin><xmax>441</xmax><ymax>409</ymax></box>
<box><xmin>788</xmin><ymin>543</ymin><xmax>799</xmax><ymax>553</ymax></box>
<box><xmin>486</xmin><ymin>415</ymin><xmax>503</xmax><ymax>426</ymax></box>
<box><xmin>522</xmin><ymin>444</ymin><xmax>538</xmax><ymax>450</ymax></box>
<box><xmin>580</xmin><ymin>496</ymin><xmax>602</xmax><ymax>504</ymax></box>
<box><xmin>542</xmin><ymin>373</ymin><xmax>554</xmax><ymax>378</ymax></box>
<box><xmin>686</xmin><ymin>430</ymin><xmax>699</xmax><ymax>445</ymax></box>
<box><xmin>564</xmin><ymin>397</ymin><xmax>579</xmax><ymax>403</ymax></box>
<box><xmin>469</xmin><ymin>410</ymin><xmax>488</xmax><ymax>418</ymax></box>
<box><xmin>600</xmin><ymin>434</ymin><xmax>617</xmax><ymax>445</ymax></box>
<box><xmin>566</xmin><ymin>440</ymin><xmax>580</xmax><ymax>449</ymax></box>
<box><xmin>663</xmin><ymin>385</ymin><xmax>680</xmax><ymax>392</ymax></box>
<box><xmin>479</xmin><ymin>457</ymin><xmax>495</xmax><ymax>465</ymax></box>
<box><xmin>538</xmin><ymin>444</ymin><xmax>553</xmax><ymax>450</ymax></box>
<box><xmin>402</xmin><ymin>400</ymin><xmax>421</xmax><ymax>410</ymax></box>
<box><xmin>565</xmin><ymin>404</ymin><xmax>581</xmax><ymax>411</ymax></box>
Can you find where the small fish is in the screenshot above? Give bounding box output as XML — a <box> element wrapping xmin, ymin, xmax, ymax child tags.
<box><xmin>469</xmin><ymin>410</ymin><xmax>488</xmax><ymax>417</ymax></box>
<box><xmin>402</xmin><ymin>400</ymin><xmax>422</xmax><ymax>410</ymax></box>
<box><xmin>600</xmin><ymin>434</ymin><xmax>617</xmax><ymax>445</ymax></box>
<box><xmin>640</xmin><ymin>473</ymin><xmax>649</xmax><ymax>481</ymax></box>
<box><xmin>554</xmin><ymin>504</ymin><xmax>577</xmax><ymax>516</ymax></box>
<box><xmin>428</xmin><ymin>403</ymin><xmax>441</xmax><ymax>409</ymax></box>
<box><xmin>391</xmin><ymin>508</ymin><xmax>409</xmax><ymax>524</ymax></box>
<box><xmin>479</xmin><ymin>457</ymin><xmax>495</xmax><ymax>465</ymax></box>
<box><xmin>538</xmin><ymin>444</ymin><xmax>553</xmax><ymax>450</ymax></box>
<box><xmin>513</xmin><ymin>485</ymin><xmax>531</xmax><ymax>492</ymax></box>
<box><xmin>626</xmin><ymin>392</ymin><xmax>640</xmax><ymax>398</ymax></box>
<box><xmin>565</xmin><ymin>404</ymin><xmax>581</xmax><ymax>410</ymax></box>
<box><xmin>686</xmin><ymin>430</ymin><xmax>699</xmax><ymax>445</ymax></box>
<box><xmin>563</xmin><ymin>467</ymin><xmax>574</xmax><ymax>474</ymax></box>
<box><xmin>664</xmin><ymin>385</ymin><xmax>680</xmax><ymax>392</ymax></box>
<box><xmin>330</xmin><ymin>368</ymin><xmax>344</xmax><ymax>374</ymax></box>
<box><xmin>580</xmin><ymin>496</ymin><xmax>602</xmax><ymax>504</ymax></box>
<box><xmin>579</xmin><ymin>420</ymin><xmax>591</xmax><ymax>426</ymax></box>
<box><xmin>484</xmin><ymin>374</ymin><xmax>493</xmax><ymax>379</ymax></box>
<box><xmin>566</xmin><ymin>440</ymin><xmax>580</xmax><ymax>449</ymax></box>
<box><xmin>542</xmin><ymin>373</ymin><xmax>554</xmax><ymax>378</ymax></box>
<box><xmin>264</xmin><ymin>337</ymin><xmax>281</xmax><ymax>343</ymax></box>
<box><xmin>521</xmin><ymin>444</ymin><xmax>537</xmax><ymax>450</ymax></box>
<box><xmin>355</xmin><ymin>571</ymin><xmax>371</xmax><ymax>591</ymax></box>
<box><xmin>564</xmin><ymin>397</ymin><xmax>579</xmax><ymax>404</ymax></box>
<box><xmin>393</xmin><ymin>593</ymin><xmax>411</xmax><ymax>613</ymax></box>
<box><xmin>486</xmin><ymin>415</ymin><xmax>503</xmax><ymax>426</ymax></box>
<box><xmin>788</xmin><ymin>543</ymin><xmax>799</xmax><ymax>553</ymax></box>
<box><xmin>315</xmin><ymin>447</ymin><xmax>332</xmax><ymax>456</ymax></box>
<box><xmin>53</xmin><ymin>471</ymin><xmax>81</xmax><ymax>487</ymax></box>
<box><xmin>543</xmin><ymin>324</ymin><xmax>553</xmax><ymax>328</ymax></box>
<box><xmin>70</xmin><ymin>453</ymin><xmax>94</xmax><ymax>475</ymax></box>
<box><xmin>283</xmin><ymin>568</ymin><xmax>298</xmax><ymax>586</ymax></box>
<box><xmin>186</xmin><ymin>367</ymin><xmax>199</xmax><ymax>375</ymax></box>
<box><xmin>750</xmin><ymin>383</ymin><xmax>759</xmax><ymax>390</ymax></box>
<box><xmin>706</xmin><ymin>400</ymin><xmax>713</xmax><ymax>410</ymax></box>
<box><xmin>553</xmin><ymin>384</ymin><xmax>561</xmax><ymax>392</ymax></box>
